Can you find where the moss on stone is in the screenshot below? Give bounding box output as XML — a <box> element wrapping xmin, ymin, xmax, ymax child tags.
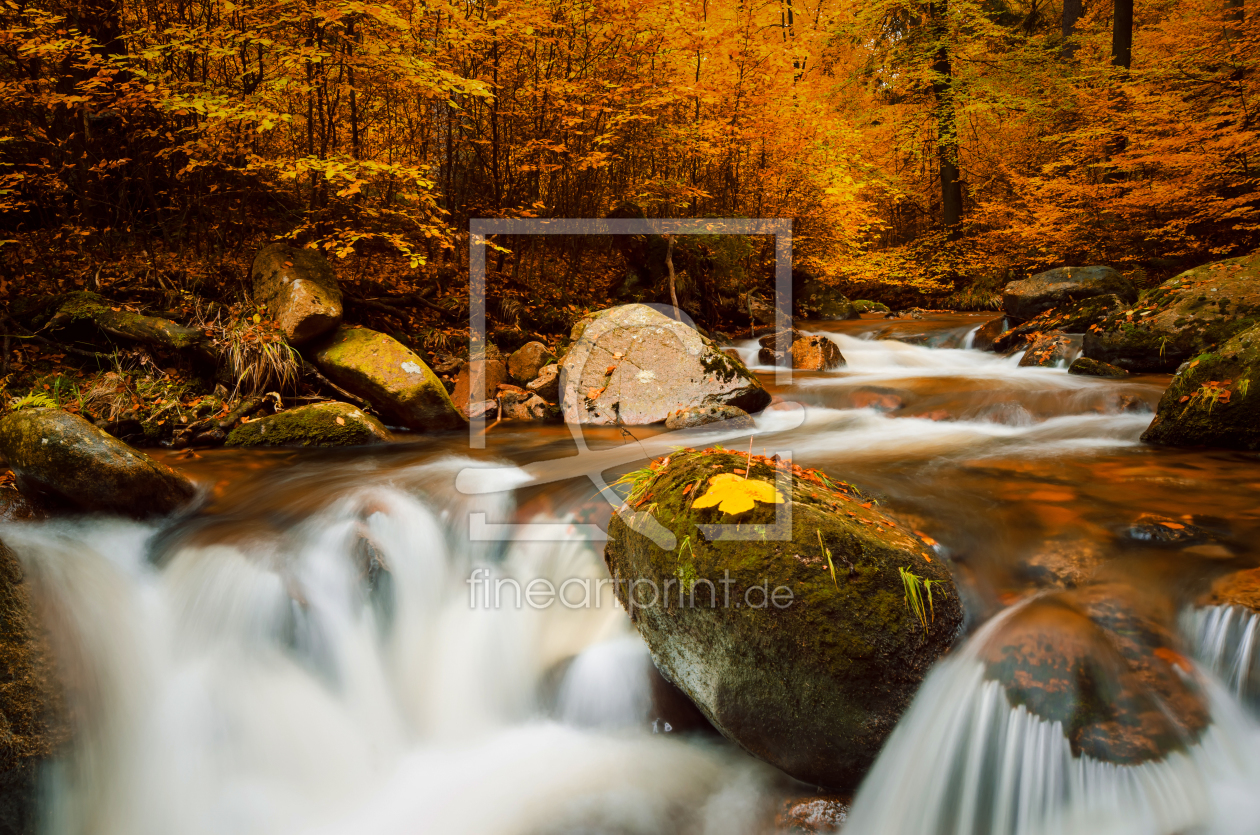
<box><xmin>226</xmin><ymin>402</ymin><xmax>392</xmax><ymax>447</ymax></box>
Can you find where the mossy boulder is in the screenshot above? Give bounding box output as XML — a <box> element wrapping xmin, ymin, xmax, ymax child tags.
<box><xmin>0</xmin><ymin>538</ymin><xmax>69</xmax><ymax>835</ymax></box>
<box><xmin>250</xmin><ymin>243</ymin><xmax>343</xmax><ymax>345</ymax></box>
<box><xmin>1003</xmin><ymin>266</ymin><xmax>1135</xmax><ymax>323</ymax></box>
<box><xmin>308</xmin><ymin>326</ymin><xmax>465</xmax><ymax>431</ymax></box>
<box><xmin>993</xmin><ymin>294</ymin><xmax>1124</xmax><ymax>353</ymax></box>
<box><xmin>0</xmin><ymin>408</ymin><xmax>196</xmax><ymax>518</ymax></box>
<box><xmin>603</xmin><ymin>449</ymin><xmax>962</xmax><ymax>789</ymax></box>
<box><xmin>226</xmin><ymin>402</ymin><xmax>392</xmax><ymax>447</ymax></box>
<box><xmin>1141</xmin><ymin>322</ymin><xmax>1260</xmax><ymax>449</ymax></box>
<box><xmin>797</xmin><ymin>281</ymin><xmax>859</xmax><ymax>320</ymax></box>
<box><xmin>1068</xmin><ymin>357</ymin><xmax>1129</xmax><ymax>378</ymax></box>
<box><xmin>852</xmin><ymin>300</ymin><xmax>890</xmax><ymax>314</ymax></box>
<box><xmin>561</xmin><ymin>304</ymin><xmax>770</xmax><ymax>425</ymax></box>
<box><xmin>1017</xmin><ymin>332</ymin><xmax>1074</xmax><ymax>367</ymax></box>
<box><xmin>1084</xmin><ymin>251</ymin><xmax>1260</xmax><ymax>372</ymax></box>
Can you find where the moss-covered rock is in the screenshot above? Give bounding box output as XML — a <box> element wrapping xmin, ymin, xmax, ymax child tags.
<box><xmin>1003</xmin><ymin>266</ymin><xmax>1136</xmax><ymax>323</ymax></box>
<box><xmin>852</xmin><ymin>300</ymin><xmax>890</xmax><ymax>314</ymax></box>
<box><xmin>1084</xmin><ymin>251</ymin><xmax>1260</xmax><ymax>372</ymax></box>
<box><xmin>0</xmin><ymin>408</ymin><xmax>196</xmax><ymax>518</ymax></box>
<box><xmin>250</xmin><ymin>243</ymin><xmax>343</xmax><ymax>345</ymax></box>
<box><xmin>994</xmin><ymin>294</ymin><xmax>1124</xmax><ymax>353</ymax></box>
<box><xmin>226</xmin><ymin>402</ymin><xmax>392</xmax><ymax>447</ymax></box>
<box><xmin>1068</xmin><ymin>357</ymin><xmax>1129</xmax><ymax>378</ymax></box>
<box><xmin>308</xmin><ymin>326</ymin><xmax>465</xmax><ymax>431</ymax></box>
<box><xmin>45</xmin><ymin>291</ymin><xmax>207</xmax><ymax>354</ymax></box>
<box><xmin>0</xmin><ymin>538</ymin><xmax>69</xmax><ymax>835</ymax></box>
<box><xmin>603</xmin><ymin>449</ymin><xmax>961</xmax><ymax>789</ymax></box>
<box><xmin>562</xmin><ymin>304</ymin><xmax>770</xmax><ymax>425</ymax></box>
<box><xmin>1141</xmin><ymin>322</ymin><xmax>1260</xmax><ymax>449</ymax></box>
<box><xmin>797</xmin><ymin>281</ymin><xmax>860</xmax><ymax>320</ymax></box>
<box><xmin>1017</xmin><ymin>332</ymin><xmax>1074</xmax><ymax>367</ymax></box>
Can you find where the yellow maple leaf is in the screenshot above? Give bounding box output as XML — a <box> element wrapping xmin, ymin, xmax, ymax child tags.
<box><xmin>691</xmin><ymin>473</ymin><xmax>785</xmax><ymax>515</ymax></box>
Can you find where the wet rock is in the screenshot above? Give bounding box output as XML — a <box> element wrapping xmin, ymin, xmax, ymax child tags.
<box><xmin>507</xmin><ymin>341</ymin><xmax>556</xmax><ymax>384</ymax></box>
<box><xmin>980</xmin><ymin>585</ymin><xmax>1209</xmax><ymax>764</ymax></box>
<box><xmin>756</xmin><ymin>328</ymin><xmax>803</xmax><ymax>365</ymax></box>
<box><xmin>1123</xmin><ymin>514</ymin><xmax>1208</xmax><ymax>546</ymax></box>
<box><xmin>226</xmin><ymin>402</ymin><xmax>392</xmax><ymax>447</ymax></box>
<box><xmin>1141</xmin><ymin>322</ymin><xmax>1260</xmax><ymax>449</ymax></box>
<box><xmin>250</xmin><ymin>242</ymin><xmax>343</xmax><ymax>345</ymax></box>
<box><xmin>850</xmin><ymin>386</ymin><xmax>903</xmax><ymax>412</ymax></box>
<box><xmin>0</xmin><ymin>538</ymin><xmax>69</xmax><ymax>835</ymax></box>
<box><xmin>662</xmin><ymin>404</ymin><xmax>755</xmax><ymax>430</ymax></box>
<box><xmin>560</xmin><ymin>304</ymin><xmax>770</xmax><ymax>426</ymax></box>
<box><xmin>1084</xmin><ymin>252</ymin><xmax>1260</xmax><ymax>372</ymax></box>
<box><xmin>499</xmin><ymin>389</ymin><xmax>552</xmax><ymax>421</ymax></box>
<box><xmin>1003</xmin><ymin>266</ymin><xmax>1136</xmax><ymax>323</ymax></box>
<box><xmin>466</xmin><ymin>399</ymin><xmax>498</xmax><ymax>421</ymax></box>
<box><xmin>451</xmin><ymin>354</ymin><xmax>509</xmax><ymax>418</ymax></box>
<box><xmin>0</xmin><ymin>408</ymin><xmax>196</xmax><ymax>519</ymax></box>
<box><xmin>1069</xmin><ymin>357</ymin><xmax>1129</xmax><ymax>378</ymax></box>
<box><xmin>188</xmin><ymin>428</ymin><xmax>227</xmax><ymax>448</ymax></box>
<box><xmin>526</xmin><ymin>363</ymin><xmax>561</xmax><ymax>402</ymax></box>
<box><xmin>994</xmin><ymin>294</ymin><xmax>1125</xmax><ymax>353</ymax></box>
<box><xmin>603</xmin><ymin>449</ymin><xmax>962</xmax><ymax>789</ymax></box>
<box><xmin>1017</xmin><ymin>332</ymin><xmax>1074</xmax><ymax>367</ymax></box>
<box><xmin>757</xmin><ymin>330</ymin><xmax>844</xmax><ymax>370</ymax></box>
<box><xmin>1199</xmin><ymin>567</ymin><xmax>1260</xmax><ymax>611</ymax></box>
<box><xmin>308</xmin><ymin>326</ymin><xmax>465</xmax><ymax>431</ymax></box>
<box><xmin>776</xmin><ymin>795</ymin><xmax>851</xmax><ymax>834</ymax></box>
<box><xmin>1017</xmin><ymin>539</ymin><xmax>1104</xmax><ymax>590</ymax></box>
<box><xmin>972</xmin><ymin>316</ymin><xmax>1007</xmax><ymax>351</ymax></box>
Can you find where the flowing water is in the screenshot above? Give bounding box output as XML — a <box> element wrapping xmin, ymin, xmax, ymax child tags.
<box><xmin>6</xmin><ymin>313</ymin><xmax>1260</xmax><ymax>834</ymax></box>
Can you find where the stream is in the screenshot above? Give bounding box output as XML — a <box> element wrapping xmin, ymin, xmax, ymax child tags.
<box><xmin>6</xmin><ymin>312</ymin><xmax>1260</xmax><ymax>835</ymax></box>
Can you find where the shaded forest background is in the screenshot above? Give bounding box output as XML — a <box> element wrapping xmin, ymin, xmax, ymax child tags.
<box><xmin>1</xmin><ymin>0</ymin><xmax>1258</xmax><ymax>352</ymax></box>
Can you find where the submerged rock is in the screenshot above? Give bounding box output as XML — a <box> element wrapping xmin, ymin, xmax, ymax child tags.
<box><xmin>776</xmin><ymin>795</ymin><xmax>851</xmax><ymax>834</ymax></box>
<box><xmin>662</xmin><ymin>404</ymin><xmax>754</xmax><ymax>430</ymax></box>
<box><xmin>250</xmin><ymin>243</ymin><xmax>343</xmax><ymax>345</ymax></box>
<box><xmin>1017</xmin><ymin>332</ymin><xmax>1074</xmax><ymax>367</ymax></box>
<box><xmin>603</xmin><ymin>449</ymin><xmax>961</xmax><ymax>789</ymax></box>
<box><xmin>309</xmin><ymin>326</ymin><xmax>465</xmax><ymax>431</ymax></box>
<box><xmin>1141</xmin><ymin>322</ymin><xmax>1260</xmax><ymax>449</ymax></box>
<box><xmin>560</xmin><ymin>304</ymin><xmax>770</xmax><ymax>426</ymax></box>
<box><xmin>0</xmin><ymin>408</ymin><xmax>196</xmax><ymax>518</ymax></box>
<box><xmin>1068</xmin><ymin>357</ymin><xmax>1129</xmax><ymax>378</ymax></box>
<box><xmin>1199</xmin><ymin>567</ymin><xmax>1260</xmax><ymax>612</ymax></box>
<box><xmin>1003</xmin><ymin>266</ymin><xmax>1136</xmax><ymax>323</ymax></box>
<box><xmin>1084</xmin><ymin>252</ymin><xmax>1260</xmax><ymax>372</ymax></box>
<box><xmin>0</xmin><ymin>538</ymin><xmax>69</xmax><ymax>834</ymax></box>
<box><xmin>226</xmin><ymin>402</ymin><xmax>392</xmax><ymax>447</ymax></box>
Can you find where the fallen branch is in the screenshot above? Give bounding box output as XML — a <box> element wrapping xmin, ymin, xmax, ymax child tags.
<box><xmin>300</xmin><ymin>361</ymin><xmax>373</xmax><ymax>410</ymax></box>
<box><xmin>345</xmin><ymin>292</ymin><xmax>456</xmax><ymax>320</ymax></box>
<box><xmin>1</xmin><ymin>315</ymin><xmax>116</xmax><ymax>362</ymax></box>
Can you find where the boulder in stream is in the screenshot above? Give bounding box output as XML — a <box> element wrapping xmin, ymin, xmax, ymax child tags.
<box><xmin>450</xmin><ymin>353</ymin><xmax>510</xmax><ymax>418</ymax></box>
<box><xmin>226</xmin><ymin>402</ymin><xmax>392</xmax><ymax>447</ymax></box>
<box><xmin>1141</xmin><ymin>322</ymin><xmax>1260</xmax><ymax>450</ymax></box>
<box><xmin>972</xmin><ymin>316</ymin><xmax>1007</xmax><ymax>351</ymax></box>
<box><xmin>560</xmin><ymin>304</ymin><xmax>770</xmax><ymax>425</ymax></box>
<box><xmin>758</xmin><ymin>330</ymin><xmax>845</xmax><ymax>371</ymax></box>
<box><xmin>308</xmin><ymin>326</ymin><xmax>465</xmax><ymax>431</ymax></box>
<box><xmin>662</xmin><ymin>404</ymin><xmax>754</xmax><ymax>431</ymax></box>
<box><xmin>1017</xmin><ymin>332</ymin><xmax>1074</xmax><ymax>367</ymax></box>
<box><xmin>1003</xmin><ymin>266</ymin><xmax>1136</xmax><ymax>323</ymax></box>
<box><xmin>1084</xmin><ymin>252</ymin><xmax>1260</xmax><ymax>372</ymax></box>
<box><xmin>250</xmin><ymin>243</ymin><xmax>343</xmax><ymax>345</ymax></box>
<box><xmin>994</xmin><ymin>294</ymin><xmax>1124</xmax><ymax>353</ymax></box>
<box><xmin>603</xmin><ymin>449</ymin><xmax>962</xmax><ymax>789</ymax></box>
<box><xmin>0</xmin><ymin>408</ymin><xmax>197</xmax><ymax>518</ymax></box>
<box><xmin>1068</xmin><ymin>357</ymin><xmax>1129</xmax><ymax>378</ymax></box>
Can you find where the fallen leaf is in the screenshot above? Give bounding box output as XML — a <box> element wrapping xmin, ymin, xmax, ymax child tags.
<box><xmin>335</xmin><ymin>416</ymin><xmax>346</xmax><ymax>425</ymax></box>
<box><xmin>692</xmin><ymin>473</ymin><xmax>785</xmax><ymax>515</ymax></box>
<box><xmin>1158</xmin><ymin>521</ymin><xmax>1185</xmax><ymax>530</ymax></box>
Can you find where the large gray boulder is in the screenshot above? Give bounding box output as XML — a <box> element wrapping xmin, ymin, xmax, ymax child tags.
<box><xmin>308</xmin><ymin>326</ymin><xmax>465</xmax><ymax>431</ymax></box>
<box><xmin>251</xmin><ymin>243</ymin><xmax>343</xmax><ymax>345</ymax></box>
<box><xmin>560</xmin><ymin>304</ymin><xmax>770</xmax><ymax>425</ymax></box>
<box><xmin>0</xmin><ymin>408</ymin><xmax>196</xmax><ymax>518</ymax></box>
<box><xmin>1003</xmin><ymin>266</ymin><xmax>1136</xmax><ymax>323</ymax></box>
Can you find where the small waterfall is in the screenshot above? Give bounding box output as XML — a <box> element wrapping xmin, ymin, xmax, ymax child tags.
<box><xmin>845</xmin><ymin>605</ymin><xmax>1260</xmax><ymax>835</ymax></box>
<box><xmin>1184</xmin><ymin>605</ymin><xmax>1260</xmax><ymax>708</ymax></box>
<box><xmin>556</xmin><ymin>637</ymin><xmax>653</xmax><ymax>730</ymax></box>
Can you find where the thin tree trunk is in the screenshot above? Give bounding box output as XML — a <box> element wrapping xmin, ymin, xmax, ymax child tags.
<box><xmin>1112</xmin><ymin>0</ymin><xmax>1133</xmax><ymax>69</ymax></box>
<box><xmin>930</xmin><ymin>0</ymin><xmax>963</xmax><ymax>237</ymax></box>
<box><xmin>1062</xmin><ymin>0</ymin><xmax>1084</xmax><ymax>58</ymax></box>
<box><xmin>666</xmin><ymin>235</ymin><xmax>681</xmax><ymax>322</ymax></box>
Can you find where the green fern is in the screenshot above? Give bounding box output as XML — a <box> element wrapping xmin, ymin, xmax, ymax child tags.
<box><xmin>611</xmin><ymin>465</ymin><xmax>656</xmax><ymax>504</ymax></box>
<box><xmin>9</xmin><ymin>392</ymin><xmax>58</xmax><ymax>411</ymax></box>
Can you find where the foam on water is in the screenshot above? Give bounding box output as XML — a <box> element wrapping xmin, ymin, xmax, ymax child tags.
<box><xmin>1184</xmin><ymin>605</ymin><xmax>1260</xmax><ymax>710</ymax></box>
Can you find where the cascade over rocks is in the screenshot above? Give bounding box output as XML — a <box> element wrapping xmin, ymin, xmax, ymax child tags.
<box><xmin>972</xmin><ymin>316</ymin><xmax>1006</xmax><ymax>351</ymax></box>
<box><xmin>603</xmin><ymin>449</ymin><xmax>962</xmax><ymax>789</ymax></box>
<box><xmin>0</xmin><ymin>408</ymin><xmax>197</xmax><ymax>518</ymax></box>
<box><xmin>226</xmin><ymin>402</ymin><xmax>392</xmax><ymax>447</ymax></box>
<box><xmin>1084</xmin><ymin>252</ymin><xmax>1260</xmax><ymax>372</ymax></box>
<box><xmin>993</xmin><ymin>294</ymin><xmax>1124</xmax><ymax>353</ymax></box>
<box><xmin>757</xmin><ymin>330</ymin><xmax>844</xmax><ymax>371</ymax></box>
<box><xmin>308</xmin><ymin>326</ymin><xmax>465</xmax><ymax>431</ymax></box>
<box><xmin>250</xmin><ymin>243</ymin><xmax>343</xmax><ymax>345</ymax></box>
<box><xmin>559</xmin><ymin>304</ymin><xmax>770</xmax><ymax>425</ymax></box>
<box><xmin>1003</xmin><ymin>266</ymin><xmax>1136</xmax><ymax>323</ymax></box>
<box><xmin>1017</xmin><ymin>332</ymin><xmax>1074</xmax><ymax>367</ymax></box>
<box><xmin>1141</xmin><ymin>322</ymin><xmax>1260</xmax><ymax>449</ymax></box>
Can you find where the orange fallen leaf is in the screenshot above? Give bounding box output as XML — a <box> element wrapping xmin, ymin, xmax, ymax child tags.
<box><xmin>1158</xmin><ymin>521</ymin><xmax>1185</xmax><ymax>530</ymax></box>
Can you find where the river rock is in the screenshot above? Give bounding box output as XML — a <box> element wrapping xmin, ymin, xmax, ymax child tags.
<box><xmin>994</xmin><ymin>294</ymin><xmax>1124</xmax><ymax>353</ymax></box>
<box><xmin>0</xmin><ymin>538</ymin><xmax>69</xmax><ymax>834</ymax></box>
<box><xmin>797</xmin><ymin>280</ymin><xmax>860</xmax><ymax>320</ymax></box>
<box><xmin>451</xmin><ymin>355</ymin><xmax>509</xmax><ymax>418</ymax></box>
<box><xmin>776</xmin><ymin>795</ymin><xmax>851</xmax><ymax>834</ymax></box>
<box><xmin>526</xmin><ymin>363</ymin><xmax>561</xmax><ymax>402</ymax></box>
<box><xmin>603</xmin><ymin>449</ymin><xmax>962</xmax><ymax>788</ymax></box>
<box><xmin>1068</xmin><ymin>357</ymin><xmax>1129</xmax><ymax>378</ymax></box>
<box><xmin>0</xmin><ymin>408</ymin><xmax>196</xmax><ymax>518</ymax></box>
<box><xmin>226</xmin><ymin>402</ymin><xmax>392</xmax><ymax>447</ymax></box>
<box><xmin>1199</xmin><ymin>567</ymin><xmax>1260</xmax><ymax>611</ymax></box>
<box><xmin>662</xmin><ymin>404</ymin><xmax>754</xmax><ymax>430</ymax></box>
<box><xmin>308</xmin><ymin>326</ymin><xmax>465</xmax><ymax>431</ymax></box>
<box><xmin>972</xmin><ymin>316</ymin><xmax>1006</xmax><ymax>351</ymax></box>
<box><xmin>852</xmin><ymin>300</ymin><xmax>890</xmax><ymax>314</ymax></box>
<box><xmin>560</xmin><ymin>304</ymin><xmax>770</xmax><ymax>426</ymax></box>
<box><xmin>1003</xmin><ymin>266</ymin><xmax>1136</xmax><ymax>323</ymax></box>
<box><xmin>499</xmin><ymin>389</ymin><xmax>552</xmax><ymax>421</ymax></box>
<box><xmin>1141</xmin><ymin>322</ymin><xmax>1260</xmax><ymax>449</ymax></box>
<box><xmin>1084</xmin><ymin>252</ymin><xmax>1260</xmax><ymax>372</ymax></box>
<box><xmin>757</xmin><ymin>330</ymin><xmax>844</xmax><ymax>370</ymax></box>
<box><xmin>507</xmin><ymin>341</ymin><xmax>556</xmax><ymax>384</ymax></box>
<box><xmin>250</xmin><ymin>243</ymin><xmax>343</xmax><ymax>345</ymax></box>
<box><xmin>1017</xmin><ymin>332</ymin><xmax>1074</xmax><ymax>367</ymax></box>
<box><xmin>980</xmin><ymin>584</ymin><xmax>1209</xmax><ymax>764</ymax></box>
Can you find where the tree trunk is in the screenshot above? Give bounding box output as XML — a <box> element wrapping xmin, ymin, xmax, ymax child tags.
<box><xmin>666</xmin><ymin>235</ymin><xmax>681</xmax><ymax>322</ymax></box>
<box><xmin>930</xmin><ymin>0</ymin><xmax>963</xmax><ymax>237</ymax></box>
<box><xmin>1112</xmin><ymin>0</ymin><xmax>1133</xmax><ymax>69</ymax></box>
<box><xmin>1225</xmin><ymin>0</ymin><xmax>1244</xmax><ymax>39</ymax></box>
<box><xmin>1061</xmin><ymin>0</ymin><xmax>1084</xmax><ymax>58</ymax></box>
